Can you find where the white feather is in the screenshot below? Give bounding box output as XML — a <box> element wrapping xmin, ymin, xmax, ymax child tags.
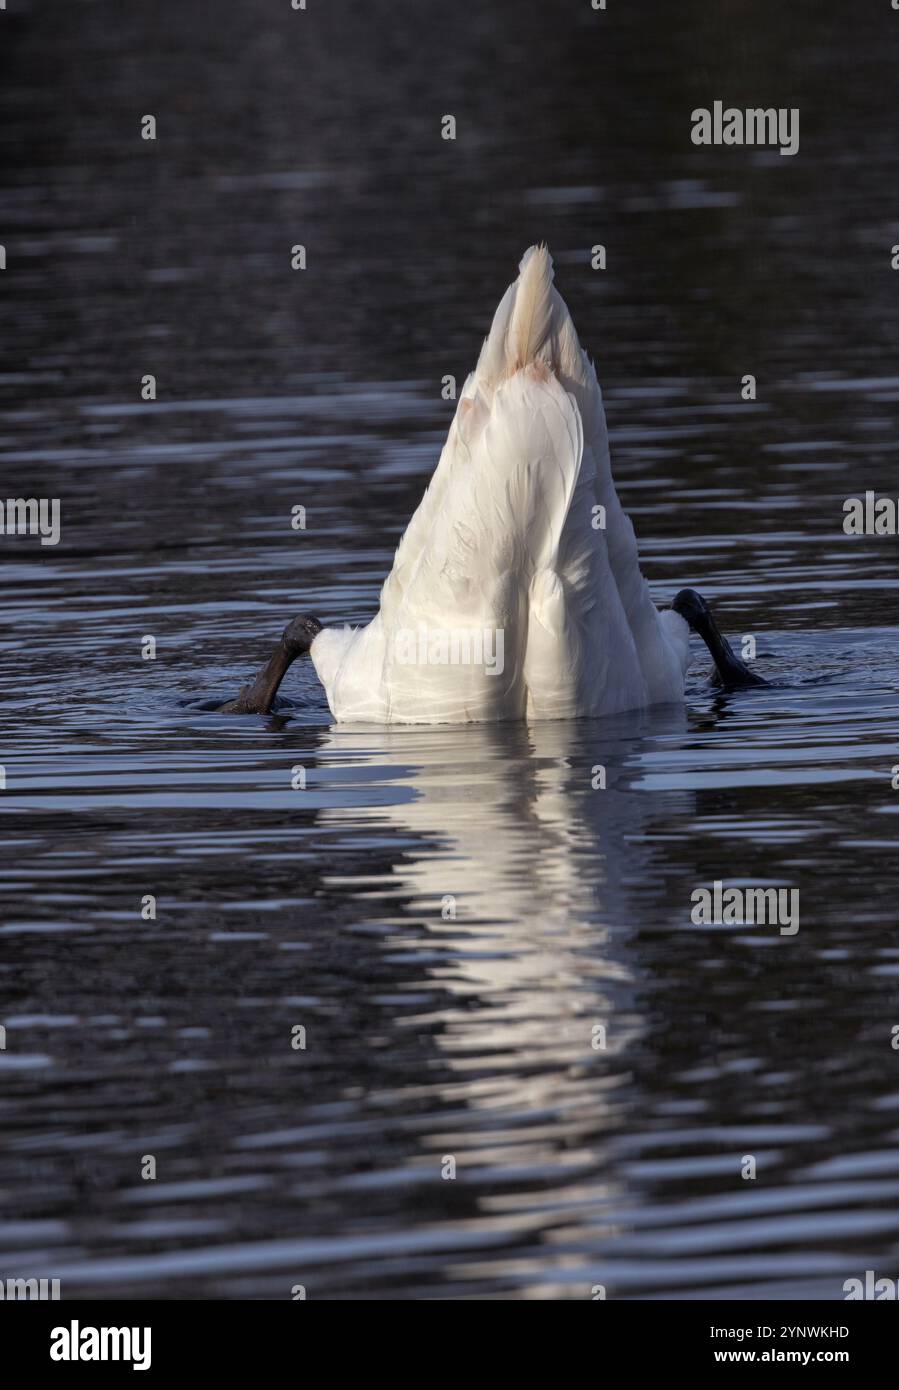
<box><xmin>311</xmin><ymin>246</ymin><xmax>691</xmax><ymax>723</ymax></box>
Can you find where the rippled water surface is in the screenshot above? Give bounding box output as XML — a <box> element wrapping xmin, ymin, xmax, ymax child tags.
<box><xmin>2</xmin><ymin>0</ymin><xmax>899</xmax><ymax>1298</ymax></box>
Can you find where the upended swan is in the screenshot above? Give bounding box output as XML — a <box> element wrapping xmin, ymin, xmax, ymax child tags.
<box><xmin>220</xmin><ymin>247</ymin><xmax>762</xmax><ymax>719</ymax></box>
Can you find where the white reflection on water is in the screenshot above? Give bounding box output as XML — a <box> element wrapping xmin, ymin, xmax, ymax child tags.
<box><xmin>318</xmin><ymin>715</ymin><xmax>693</xmax><ymax>1084</ymax></box>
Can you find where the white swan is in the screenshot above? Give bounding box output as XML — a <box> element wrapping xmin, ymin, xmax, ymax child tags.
<box><xmin>309</xmin><ymin>246</ymin><xmax>690</xmax><ymax>724</ymax></box>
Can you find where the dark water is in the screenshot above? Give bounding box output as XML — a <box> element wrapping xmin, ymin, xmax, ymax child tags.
<box><xmin>2</xmin><ymin>0</ymin><xmax>899</xmax><ymax>1299</ymax></box>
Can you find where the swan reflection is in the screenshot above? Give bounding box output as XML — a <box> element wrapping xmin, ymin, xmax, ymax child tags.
<box><xmin>315</xmin><ymin>711</ymin><xmax>694</xmax><ymax>1087</ymax></box>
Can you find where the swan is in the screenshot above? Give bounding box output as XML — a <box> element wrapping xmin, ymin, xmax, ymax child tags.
<box><xmin>217</xmin><ymin>248</ymin><xmax>762</xmax><ymax>717</ymax></box>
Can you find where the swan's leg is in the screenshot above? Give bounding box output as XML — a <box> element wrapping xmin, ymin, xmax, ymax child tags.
<box><xmin>218</xmin><ymin>644</ymin><xmax>295</xmax><ymax>714</ymax></box>
<box><xmin>219</xmin><ymin>615</ymin><xmax>322</xmax><ymax>714</ymax></box>
<box><xmin>671</xmin><ymin>590</ymin><xmax>767</xmax><ymax>690</ymax></box>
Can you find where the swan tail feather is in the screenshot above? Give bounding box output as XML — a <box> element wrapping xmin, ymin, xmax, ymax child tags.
<box><xmin>508</xmin><ymin>244</ymin><xmax>556</xmax><ymax>371</ymax></box>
